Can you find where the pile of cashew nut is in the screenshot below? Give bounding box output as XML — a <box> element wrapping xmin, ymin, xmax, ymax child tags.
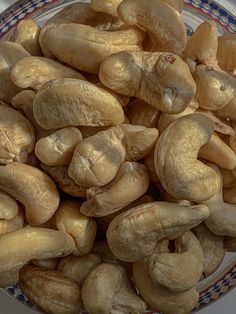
<box><xmin>1</xmin><ymin>0</ymin><xmax>236</xmax><ymax>313</ymax></box>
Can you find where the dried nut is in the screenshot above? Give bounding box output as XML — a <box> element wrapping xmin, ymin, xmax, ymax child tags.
<box><xmin>43</xmin><ymin>23</ymin><xmax>144</xmax><ymax>73</ymax></box>
<box><xmin>11</xmin><ymin>56</ymin><xmax>86</xmax><ymax>91</ymax></box>
<box><xmin>35</xmin><ymin>127</ymin><xmax>83</xmax><ymax>166</ymax></box>
<box><xmin>15</xmin><ymin>19</ymin><xmax>42</xmax><ymax>56</ymax></box>
<box><xmin>55</xmin><ymin>200</ymin><xmax>97</xmax><ymax>256</ymax></box>
<box><xmin>0</xmin><ymin>41</ymin><xmax>30</xmax><ymax>103</ymax></box>
<box><xmin>82</xmin><ymin>263</ymin><xmax>147</xmax><ymax>314</ymax></box>
<box><xmin>58</xmin><ymin>254</ymin><xmax>101</xmax><ymax>285</ymax></box>
<box><xmin>126</xmin><ymin>98</ymin><xmax>160</xmax><ymax>128</ymax></box>
<box><xmin>0</xmin><ymin>209</ymin><xmax>24</xmax><ymax>236</ymax></box>
<box><xmin>221</xmin><ymin>168</ymin><xmax>236</xmax><ymax>189</ymax></box>
<box><xmin>215</xmin><ymin>99</ymin><xmax>236</xmax><ymax>120</ymax></box>
<box><xmin>81</xmin><ymin>162</ymin><xmax>149</xmax><ymax>217</ymax></box>
<box><xmin>147</xmin><ymin>231</ymin><xmax>203</xmax><ymax>292</ymax></box>
<box><xmin>155</xmin><ymin>113</ymin><xmax>221</xmax><ymax>201</ymax></box>
<box><xmin>20</xmin><ymin>265</ymin><xmax>81</xmax><ymax>314</ymax></box>
<box><xmin>90</xmin><ymin>0</ymin><xmax>122</xmax><ymax>16</ymax></box>
<box><xmin>224</xmin><ymin>237</ymin><xmax>236</xmax><ymax>251</ymax></box>
<box><xmin>32</xmin><ymin>258</ymin><xmax>59</xmax><ymax>270</ymax></box>
<box><xmin>193</xmin><ymin>224</ymin><xmax>225</xmax><ymax>277</ymax></box>
<box><xmin>106</xmin><ymin>201</ymin><xmax>210</xmax><ymax>262</ymax></box>
<box><xmin>132</xmin><ymin>257</ymin><xmax>199</xmax><ymax>314</ymax></box>
<box><xmin>0</xmin><ymin>102</ymin><xmax>35</xmax><ymax>164</ymax></box>
<box><xmin>0</xmin><ymin>227</ymin><xmax>75</xmax><ymax>272</ymax></box>
<box><xmin>217</xmin><ymin>34</ymin><xmax>236</xmax><ymax>75</ymax></box>
<box><xmin>99</xmin><ymin>51</ymin><xmax>196</xmax><ymax>114</ymax></box>
<box><xmin>117</xmin><ymin>0</ymin><xmax>187</xmax><ymax>54</ymax></box>
<box><xmin>0</xmin><ymin>190</ymin><xmax>18</xmax><ymax>220</ymax></box>
<box><xmin>0</xmin><ymin>267</ymin><xmax>20</xmax><ymax>288</ymax></box>
<box><xmin>0</xmin><ymin>162</ymin><xmax>60</xmax><ymax>226</ymax></box>
<box><xmin>223</xmin><ymin>184</ymin><xmax>236</xmax><ymax>204</ymax></box>
<box><xmin>33</xmin><ymin>78</ymin><xmax>125</xmax><ymax>129</ymax></box>
<box><xmin>40</xmin><ymin>163</ymin><xmax>87</xmax><ymax>198</ymax></box>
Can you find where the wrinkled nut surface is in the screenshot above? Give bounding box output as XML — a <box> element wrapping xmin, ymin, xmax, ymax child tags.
<box><xmin>106</xmin><ymin>201</ymin><xmax>210</xmax><ymax>262</ymax></box>
<box><xmin>0</xmin><ymin>102</ymin><xmax>35</xmax><ymax>164</ymax></box>
<box><xmin>43</xmin><ymin>23</ymin><xmax>144</xmax><ymax>73</ymax></box>
<box><xmin>82</xmin><ymin>263</ymin><xmax>147</xmax><ymax>314</ymax></box>
<box><xmin>117</xmin><ymin>0</ymin><xmax>187</xmax><ymax>53</ymax></box>
<box><xmin>15</xmin><ymin>19</ymin><xmax>42</xmax><ymax>56</ymax></box>
<box><xmin>99</xmin><ymin>51</ymin><xmax>196</xmax><ymax>114</ymax></box>
<box><xmin>147</xmin><ymin>231</ymin><xmax>203</xmax><ymax>293</ymax></box>
<box><xmin>55</xmin><ymin>200</ymin><xmax>97</xmax><ymax>256</ymax></box>
<box><xmin>35</xmin><ymin>127</ymin><xmax>83</xmax><ymax>166</ymax></box>
<box><xmin>155</xmin><ymin>113</ymin><xmax>221</xmax><ymax>201</ymax></box>
<box><xmin>58</xmin><ymin>254</ymin><xmax>101</xmax><ymax>285</ymax></box>
<box><xmin>32</xmin><ymin>258</ymin><xmax>59</xmax><ymax>270</ymax></box>
<box><xmin>80</xmin><ymin>161</ymin><xmax>150</xmax><ymax>217</ymax></box>
<box><xmin>0</xmin><ymin>227</ymin><xmax>75</xmax><ymax>272</ymax></box>
<box><xmin>0</xmin><ymin>209</ymin><xmax>24</xmax><ymax>236</ymax></box>
<box><xmin>193</xmin><ymin>223</ymin><xmax>225</xmax><ymax>277</ymax></box>
<box><xmin>11</xmin><ymin>56</ymin><xmax>86</xmax><ymax>91</ymax></box>
<box><xmin>0</xmin><ymin>162</ymin><xmax>60</xmax><ymax>226</ymax></box>
<box><xmin>217</xmin><ymin>34</ymin><xmax>236</xmax><ymax>74</ymax></box>
<box><xmin>33</xmin><ymin>78</ymin><xmax>125</xmax><ymax>129</ymax></box>
<box><xmin>0</xmin><ymin>190</ymin><xmax>18</xmax><ymax>220</ymax></box>
<box><xmin>133</xmin><ymin>257</ymin><xmax>199</xmax><ymax>314</ymax></box>
<box><xmin>0</xmin><ymin>41</ymin><xmax>30</xmax><ymax>103</ymax></box>
<box><xmin>20</xmin><ymin>265</ymin><xmax>81</xmax><ymax>314</ymax></box>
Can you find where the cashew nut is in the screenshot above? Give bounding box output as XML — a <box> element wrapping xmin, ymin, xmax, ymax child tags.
<box><xmin>99</xmin><ymin>51</ymin><xmax>196</xmax><ymax>114</ymax></box>
<box><xmin>82</xmin><ymin>263</ymin><xmax>147</xmax><ymax>314</ymax></box>
<box><xmin>0</xmin><ymin>102</ymin><xmax>35</xmax><ymax>164</ymax></box>
<box><xmin>90</xmin><ymin>0</ymin><xmax>122</xmax><ymax>16</ymax></box>
<box><xmin>33</xmin><ymin>78</ymin><xmax>125</xmax><ymax>129</ymax></box>
<box><xmin>0</xmin><ymin>190</ymin><xmax>18</xmax><ymax>220</ymax></box>
<box><xmin>54</xmin><ymin>200</ymin><xmax>97</xmax><ymax>256</ymax></box>
<box><xmin>193</xmin><ymin>223</ymin><xmax>225</xmax><ymax>277</ymax></box>
<box><xmin>221</xmin><ymin>168</ymin><xmax>236</xmax><ymax>189</ymax></box>
<box><xmin>0</xmin><ymin>267</ymin><xmax>20</xmax><ymax>288</ymax></box>
<box><xmin>32</xmin><ymin>258</ymin><xmax>59</xmax><ymax>270</ymax></box>
<box><xmin>19</xmin><ymin>265</ymin><xmax>81</xmax><ymax>314</ymax></box>
<box><xmin>224</xmin><ymin>237</ymin><xmax>236</xmax><ymax>252</ymax></box>
<box><xmin>35</xmin><ymin>127</ymin><xmax>83</xmax><ymax>166</ymax></box>
<box><xmin>0</xmin><ymin>209</ymin><xmax>24</xmax><ymax>236</ymax></box>
<box><xmin>15</xmin><ymin>19</ymin><xmax>42</xmax><ymax>56</ymax></box>
<box><xmin>117</xmin><ymin>0</ymin><xmax>187</xmax><ymax>53</ymax></box>
<box><xmin>217</xmin><ymin>34</ymin><xmax>236</xmax><ymax>75</ymax></box>
<box><xmin>0</xmin><ymin>162</ymin><xmax>60</xmax><ymax>226</ymax></box>
<box><xmin>58</xmin><ymin>254</ymin><xmax>101</xmax><ymax>285</ymax></box>
<box><xmin>106</xmin><ymin>201</ymin><xmax>209</xmax><ymax>262</ymax></box>
<box><xmin>155</xmin><ymin>113</ymin><xmax>221</xmax><ymax>201</ymax></box>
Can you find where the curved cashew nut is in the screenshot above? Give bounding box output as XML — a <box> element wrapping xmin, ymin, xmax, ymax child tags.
<box><xmin>0</xmin><ymin>102</ymin><xmax>35</xmax><ymax>164</ymax></box>
<box><xmin>80</xmin><ymin>161</ymin><xmax>150</xmax><ymax>217</ymax></box>
<box><xmin>154</xmin><ymin>113</ymin><xmax>221</xmax><ymax>201</ymax></box>
<box><xmin>0</xmin><ymin>190</ymin><xmax>18</xmax><ymax>220</ymax></box>
<box><xmin>0</xmin><ymin>162</ymin><xmax>60</xmax><ymax>226</ymax></box>
<box><xmin>0</xmin><ymin>227</ymin><xmax>75</xmax><ymax>272</ymax></box>
<box><xmin>19</xmin><ymin>265</ymin><xmax>81</xmax><ymax>314</ymax></box>
<box><xmin>99</xmin><ymin>51</ymin><xmax>196</xmax><ymax>114</ymax></box>
<box><xmin>33</xmin><ymin>78</ymin><xmax>125</xmax><ymax>129</ymax></box>
<box><xmin>58</xmin><ymin>254</ymin><xmax>101</xmax><ymax>285</ymax></box>
<box><xmin>32</xmin><ymin>258</ymin><xmax>59</xmax><ymax>270</ymax></box>
<box><xmin>90</xmin><ymin>0</ymin><xmax>122</xmax><ymax>16</ymax></box>
<box><xmin>193</xmin><ymin>223</ymin><xmax>225</xmax><ymax>277</ymax></box>
<box><xmin>106</xmin><ymin>201</ymin><xmax>209</xmax><ymax>262</ymax></box>
<box><xmin>217</xmin><ymin>34</ymin><xmax>236</xmax><ymax>75</ymax></box>
<box><xmin>0</xmin><ymin>209</ymin><xmax>24</xmax><ymax>236</ymax></box>
<box><xmin>117</xmin><ymin>0</ymin><xmax>187</xmax><ymax>53</ymax></box>
<box><xmin>82</xmin><ymin>263</ymin><xmax>147</xmax><ymax>314</ymax></box>
<box><xmin>54</xmin><ymin>200</ymin><xmax>97</xmax><ymax>256</ymax></box>
<box><xmin>35</xmin><ymin>127</ymin><xmax>83</xmax><ymax>166</ymax></box>
<box><xmin>15</xmin><ymin>19</ymin><xmax>42</xmax><ymax>56</ymax></box>
<box><xmin>11</xmin><ymin>56</ymin><xmax>86</xmax><ymax>91</ymax></box>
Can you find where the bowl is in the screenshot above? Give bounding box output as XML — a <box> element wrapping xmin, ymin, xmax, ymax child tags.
<box><xmin>0</xmin><ymin>0</ymin><xmax>236</xmax><ymax>313</ymax></box>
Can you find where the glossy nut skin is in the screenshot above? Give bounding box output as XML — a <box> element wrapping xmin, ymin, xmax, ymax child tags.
<box><xmin>19</xmin><ymin>265</ymin><xmax>81</xmax><ymax>314</ymax></box>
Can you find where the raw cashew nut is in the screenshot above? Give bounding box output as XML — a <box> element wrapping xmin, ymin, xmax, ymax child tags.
<box><xmin>82</xmin><ymin>263</ymin><xmax>147</xmax><ymax>314</ymax></box>
<box><xmin>58</xmin><ymin>254</ymin><xmax>101</xmax><ymax>285</ymax></box>
<box><xmin>0</xmin><ymin>209</ymin><xmax>24</xmax><ymax>236</ymax></box>
<box><xmin>0</xmin><ymin>41</ymin><xmax>30</xmax><ymax>103</ymax></box>
<box><xmin>32</xmin><ymin>258</ymin><xmax>59</xmax><ymax>270</ymax></box>
<box><xmin>217</xmin><ymin>34</ymin><xmax>236</xmax><ymax>75</ymax></box>
<box><xmin>35</xmin><ymin>127</ymin><xmax>83</xmax><ymax>166</ymax></box>
<box><xmin>193</xmin><ymin>224</ymin><xmax>225</xmax><ymax>277</ymax></box>
<box><xmin>117</xmin><ymin>0</ymin><xmax>187</xmax><ymax>53</ymax></box>
<box><xmin>11</xmin><ymin>56</ymin><xmax>86</xmax><ymax>90</ymax></box>
<box><xmin>0</xmin><ymin>227</ymin><xmax>75</xmax><ymax>272</ymax></box>
<box><xmin>55</xmin><ymin>200</ymin><xmax>97</xmax><ymax>256</ymax></box>
<box><xmin>43</xmin><ymin>23</ymin><xmax>144</xmax><ymax>73</ymax></box>
<box><xmin>0</xmin><ymin>162</ymin><xmax>60</xmax><ymax>226</ymax></box>
<box><xmin>19</xmin><ymin>265</ymin><xmax>81</xmax><ymax>314</ymax></box>
<box><xmin>221</xmin><ymin>168</ymin><xmax>236</xmax><ymax>189</ymax></box>
<box><xmin>99</xmin><ymin>51</ymin><xmax>196</xmax><ymax>114</ymax></box>
<box><xmin>132</xmin><ymin>257</ymin><xmax>199</xmax><ymax>314</ymax></box>
<box><xmin>0</xmin><ymin>267</ymin><xmax>20</xmax><ymax>288</ymax></box>
<box><xmin>33</xmin><ymin>78</ymin><xmax>125</xmax><ymax>129</ymax></box>
<box><xmin>91</xmin><ymin>0</ymin><xmax>122</xmax><ymax>16</ymax></box>
<box><xmin>155</xmin><ymin>113</ymin><xmax>221</xmax><ymax>201</ymax></box>
<box><xmin>15</xmin><ymin>19</ymin><xmax>42</xmax><ymax>56</ymax></box>
<box><xmin>0</xmin><ymin>102</ymin><xmax>35</xmax><ymax>164</ymax></box>
<box><xmin>106</xmin><ymin>201</ymin><xmax>210</xmax><ymax>262</ymax></box>
<box><xmin>0</xmin><ymin>190</ymin><xmax>18</xmax><ymax>220</ymax></box>
<box><xmin>80</xmin><ymin>161</ymin><xmax>150</xmax><ymax>217</ymax></box>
